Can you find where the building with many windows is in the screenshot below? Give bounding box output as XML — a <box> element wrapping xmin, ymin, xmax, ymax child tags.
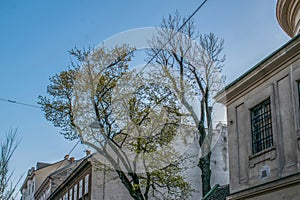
<box><xmin>215</xmin><ymin>0</ymin><xmax>300</xmax><ymax>199</ymax></box>
<box><xmin>47</xmin><ymin>154</ymin><xmax>132</xmax><ymax>200</ymax></box>
<box><xmin>34</xmin><ymin>157</ymin><xmax>83</xmax><ymax>200</ymax></box>
<box><xmin>21</xmin><ymin>155</ymin><xmax>75</xmax><ymax>200</ymax></box>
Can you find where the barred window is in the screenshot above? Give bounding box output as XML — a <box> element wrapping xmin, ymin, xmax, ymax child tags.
<box><xmin>251</xmin><ymin>98</ymin><xmax>273</xmax><ymax>154</ymax></box>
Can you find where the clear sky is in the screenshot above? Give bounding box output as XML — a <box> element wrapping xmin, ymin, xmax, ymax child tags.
<box><xmin>0</xmin><ymin>0</ymin><xmax>290</xmax><ymax>197</ymax></box>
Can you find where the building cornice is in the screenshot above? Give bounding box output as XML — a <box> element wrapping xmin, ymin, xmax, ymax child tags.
<box><xmin>47</xmin><ymin>155</ymin><xmax>92</xmax><ymax>199</ymax></box>
<box><xmin>228</xmin><ymin>172</ymin><xmax>300</xmax><ymax>199</ymax></box>
<box><xmin>215</xmin><ymin>34</ymin><xmax>300</xmax><ymax>106</ymax></box>
<box><xmin>34</xmin><ymin>159</ymin><xmax>81</xmax><ymax>199</ymax></box>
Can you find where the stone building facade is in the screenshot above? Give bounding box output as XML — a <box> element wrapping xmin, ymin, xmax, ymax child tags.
<box><xmin>215</xmin><ymin>1</ymin><xmax>300</xmax><ymax>199</ymax></box>
<box><xmin>181</xmin><ymin>122</ymin><xmax>229</xmax><ymax>199</ymax></box>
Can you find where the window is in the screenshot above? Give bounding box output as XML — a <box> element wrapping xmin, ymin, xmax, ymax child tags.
<box><xmin>74</xmin><ymin>184</ymin><xmax>78</xmax><ymax>200</ymax></box>
<box><xmin>79</xmin><ymin>179</ymin><xmax>83</xmax><ymax>199</ymax></box>
<box><xmin>84</xmin><ymin>174</ymin><xmax>89</xmax><ymax>194</ymax></box>
<box><xmin>251</xmin><ymin>98</ymin><xmax>273</xmax><ymax>154</ymax></box>
<box><xmin>70</xmin><ymin>188</ymin><xmax>73</xmax><ymax>200</ymax></box>
<box><xmin>62</xmin><ymin>192</ymin><xmax>68</xmax><ymax>200</ymax></box>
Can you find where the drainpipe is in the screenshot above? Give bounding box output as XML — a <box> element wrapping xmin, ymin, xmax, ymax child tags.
<box><xmin>202</xmin><ymin>184</ymin><xmax>220</xmax><ymax>200</ymax></box>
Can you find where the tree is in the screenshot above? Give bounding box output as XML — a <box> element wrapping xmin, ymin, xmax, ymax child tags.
<box><xmin>38</xmin><ymin>45</ymin><xmax>192</xmax><ymax>200</ymax></box>
<box><xmin>147</xmin><ymin>12</ymin><xmax>225</xmax><ymax>197</ymax></box>
<box><xmin>0</xmin><ymin>129</ymin><xmax>21</xmax><ymax>200</ymax></box>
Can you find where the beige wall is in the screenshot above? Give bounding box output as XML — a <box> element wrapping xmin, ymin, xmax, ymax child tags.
<box><xmin>90</xmin><ymin>160</ymin><xmax>131</xmax><ymax>200</ymax></box>
<box><xmin>222</xmin><ymin>40</ymin><xmax>300</xmax><ymax>199</ymax></box>
<box><xmin>227</xmin><ymin>59</ymin><xmax>300</xmax><ymax>194</ymax></box>
<box><xmin>247</xmin><ymin>183</ymin><xmax>300</xmax><ymax>200</ymax></box>
<box><xmin>249</xmin><ymin>185</ymin><xmax>300</xmax><ymax>200</ymax></box>
<box><xmin>35</xmin><ymin>160</ymin><xmax>71</xmax><ymax>191</ymax></box>
<box><xmin>21</xmin><ymin>160</ymin><xmax>71</xmax><ymax>200</ymax></box>
<box><xmin>90</xmin><ymin>124</ymin><xmax>229</xmax><ymax>200</ymax></box>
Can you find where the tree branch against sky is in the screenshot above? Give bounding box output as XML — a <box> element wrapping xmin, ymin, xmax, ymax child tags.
<box><xmin>0</xmin><ymin>129</ymin><xmax>22</xmax><ymax>200</ymax></box>
<box><xmin>147</xmin><ymin>12</ymin><xmax>225</xmax><ymax>197</ymax></box>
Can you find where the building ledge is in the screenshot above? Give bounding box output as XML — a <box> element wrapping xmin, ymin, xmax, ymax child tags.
<box><xmin>229</xmin><ymin>172</ymin><xmax>300</xmax><ymax>199</ymax></box>
<box><xmin>249</xmin><ymin>146</ymin><xmax>276</xmax><ymax>168</ymax></box>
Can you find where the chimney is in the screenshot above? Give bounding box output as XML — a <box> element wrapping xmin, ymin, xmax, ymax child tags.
<box><xmin>64</xmin><ymin>154</ymin><xmax>69</xmax><ymax>160</ymax></box>
<box><xmin>70</xmin><ymin>157</ymin><xmax>75</xmax><ymax>163</ymax></box>
<box><xmin>85</xmin><ymin>150</ymin><xmax>91</xmax><ymax>157</ymax></box>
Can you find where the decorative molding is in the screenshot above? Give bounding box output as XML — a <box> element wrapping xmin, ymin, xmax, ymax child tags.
<box><xmin>249</xmin><ymin>147</ymin><xmax>276</xmax><ymax>168</ymax></box>
<box><xmin>276</xmin><ymin>0</ymin><xmax>300</xmax><ymax>37</ymax></box>
<box><xmin>215</xmin><ymin>36</ymin><xmax>300</xmax><ymax>106</ymax></box>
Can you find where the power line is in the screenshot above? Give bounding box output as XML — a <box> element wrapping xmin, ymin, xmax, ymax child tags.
<box><xmin>0</xmin><ymin>97</ymin><xmax>40</xmax><ymax>109</ymax></box>
<box><xmin>0</xmin><ymin>1</ymin><xmax>209</xmax><ymax>112</ymax></box>
<box><xmin>2</xmin><ymin>1</ymin><xmax>210</xmax><ymax>170</ymax></box>
<box><xmin>119</xmin><ymin>0</ymin><xmax>209</xmax><ymax>92</ymax></box>
<box><xmin>106</xmin><ymin>0</ymin><xmax>209</xmax><ymax>129</ymax></box>
<box><xmin>145</xmin><ymin>0</ymin><xmax>208</xmax><ymax>69</ymax></box>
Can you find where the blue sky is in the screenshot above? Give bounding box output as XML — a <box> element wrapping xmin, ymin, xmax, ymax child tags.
<box><xmin>0</xmin><ymin>0</ymin><xmax>290</xmax><ymax>196</ymax></box>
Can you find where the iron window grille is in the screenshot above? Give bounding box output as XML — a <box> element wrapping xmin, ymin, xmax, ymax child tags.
<box><xmin>251</xmin><ymin>98</ymin><xmax>273</xmax><ymax>154</ymax></box>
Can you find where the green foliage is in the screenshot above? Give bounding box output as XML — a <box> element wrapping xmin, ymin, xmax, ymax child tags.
<box><xmin>125</xmin><ymin>82</ymin><xmax>181</xmax><ymax>153</ymax></box>
<box><xmin>38</xmin><ymin>44</ymin><xmax>192</xmax><ymax>200</ymax></box>
<box><xmin>38</xmin><ymin>45</ymin><xmax>134</xmax><ymax>140</ymax></box>
<box><xmin>140</xmin><ymin>163</ymin><xmax>193</xmax><ymax>199</ymax></box>
<box><xmin>38</xmin><ymin>69</ymin><xmax>77</xmax><ymax>140</ymax></box>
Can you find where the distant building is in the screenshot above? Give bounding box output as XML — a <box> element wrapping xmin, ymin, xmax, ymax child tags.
<box><xmin>21</xmin><ymin>155</ymin><xmax>74</xmax><ymax>200</ymax></box>
<box><xmin>210</xmin><ymin>122</ymin><xmax>229</xmax><ymax>186</ymax></box>
<box><xmin>46</xmin><ymin>122</ymin><xmax>228</xmax><ymax>200</ymax></box>
<box><xmin>20</xmin><ymin>123</ymin><xmax>228</xmax><ymax>200</ymax></box>
<box><xmin>47</xmin><ymin>154</ymin><xmax>131</xmax><ymax>200</ymax></box>
<box><xmin>215</xmin><ymin>0</ymin><xmax>300</xmax><ymax>199</ymax></box>
<box><xmin>34</xmin><ymin>157</ymin><xmax>82</xmax><ymax>200</ymax></box>
<box><xmin>178</xmin><ymin>122</ymin><xmax>229</xmax><ymax>199</ymax></box>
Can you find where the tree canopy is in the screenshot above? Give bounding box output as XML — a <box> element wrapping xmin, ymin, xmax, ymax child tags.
<box><xmin>38</xmin><ymin>44</ymin><xmax>193</xmax><ymax>200</ymax></box>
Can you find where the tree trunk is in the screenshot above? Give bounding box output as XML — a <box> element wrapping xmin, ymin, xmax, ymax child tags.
<box><xmin>116</xmin><ymin>170</ymin><xmax>145</xmax><ymax>200</ymax></box>
<box><xmin>198</xmin><ymin>120</ymin><xmax>212</xmax><ymax>197</ymax></box>
<box><xmin>198</xmin><ymin>152</ymin><xmax>212</xmax><ymax>196</ymax></box>
<box><xmin>197</xmin><ymin>98</ymin><xmax>212</xmax><ymax>197</ymax></box>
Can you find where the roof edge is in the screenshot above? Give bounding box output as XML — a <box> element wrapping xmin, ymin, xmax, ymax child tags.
<box><xmin>215</xmin><ymin>33</ymin><xmax>300</xmax><ymax>104</ymax></box>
